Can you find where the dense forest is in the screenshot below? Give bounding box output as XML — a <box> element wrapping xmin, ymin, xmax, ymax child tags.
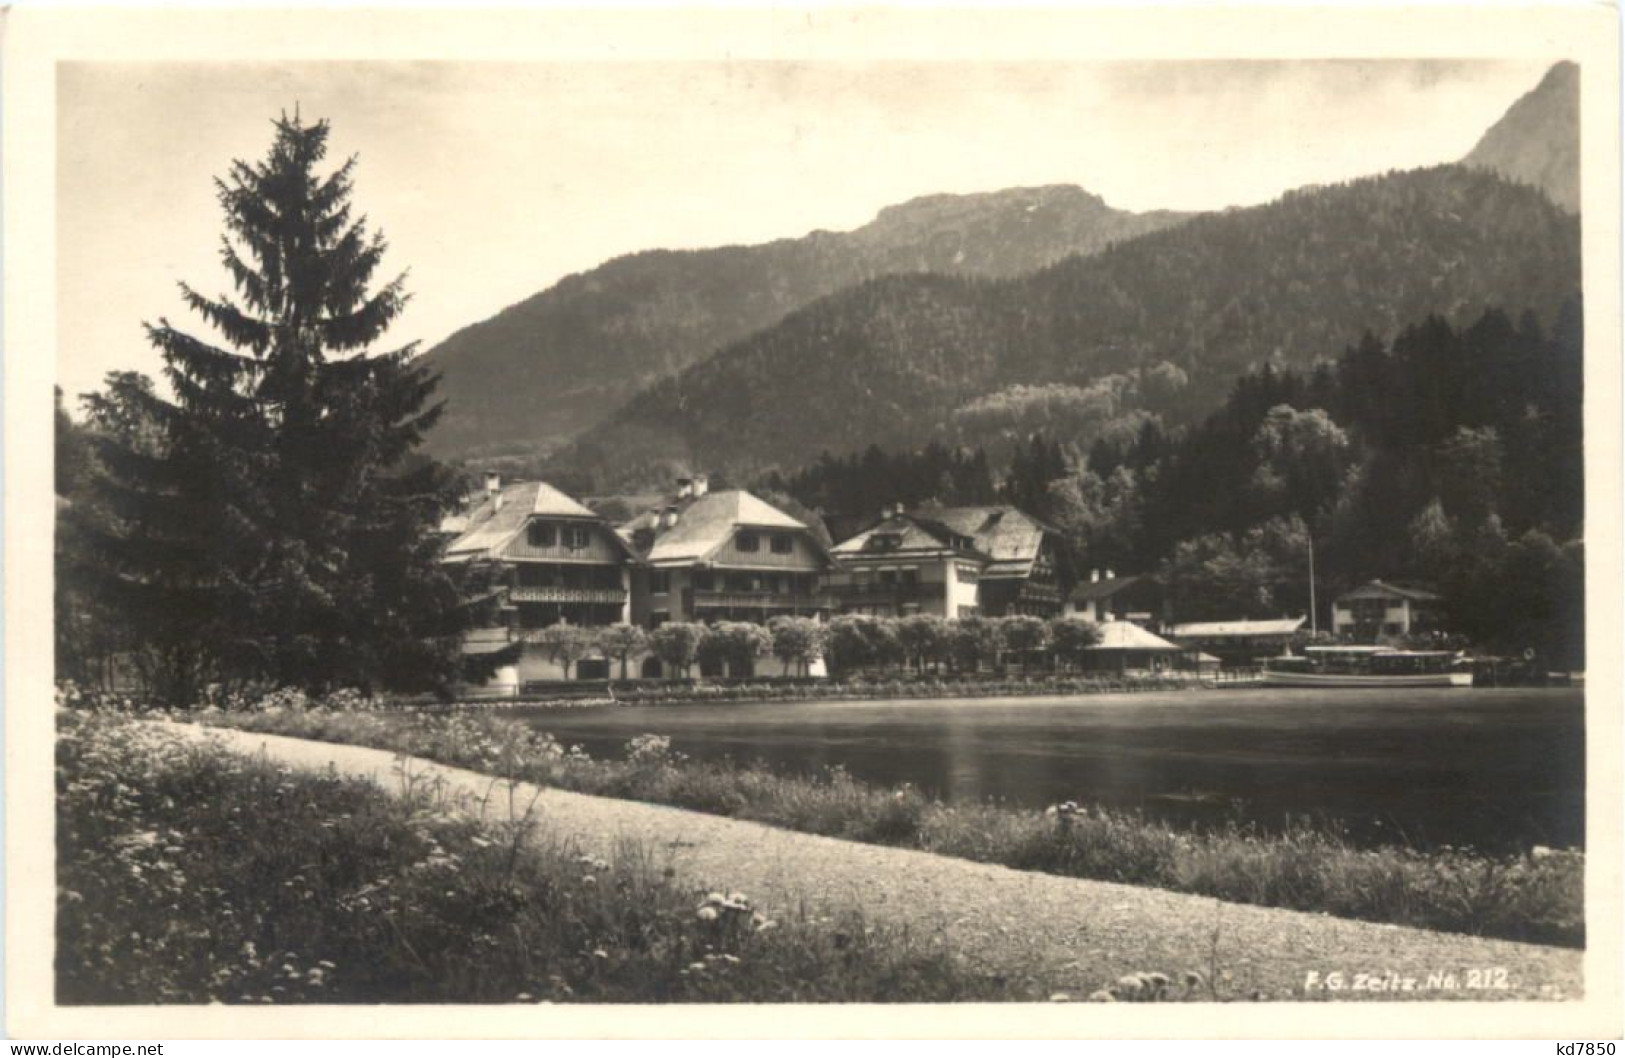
<box><xmin>551</xmin><ymin>166</ymin><xmax>1579</xmax><ymax>491</ymax></box>
<box><xmin>419</xmin><ymin>185</ymin><xmax>1187</xmax><ymax>465</ymax></box>
<box><xmin>762</xmin><ymin>302</ymin><xmax>1585</xmax><ymax>665</ymax></box>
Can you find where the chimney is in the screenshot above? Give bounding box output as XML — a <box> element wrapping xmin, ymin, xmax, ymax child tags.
<box><xmin>881</xmin><ymin>501</ymin><xmax>905</xmax><ymax>521</ymax></box>
<box><xmin>1105</xmin><ymin>568</ymin><xmax>1116</xmax><ymax>581</ymax></box>
<box><xmin>676</xmin><ymin>477</ymin><xmax>693</xmax><ymax>499</ymax></box>
<box><xmin>1091</xmin><ymin>569</ymin><xmax>1101</xmax><ymax>583</ymax></box>
<box><xmin>485</xmin><ymin>471</ymin><xmax>502</xmax><ymax>512</ymax></box>
<box><xmin>659</xmin><ymin>506</ymin><xmax>680</xmax><ymax>529</ymax></box>
<box><xmin>691</xmin><ymin>473</ymin><xmax>709</xmax><ymax>498</ymax></box>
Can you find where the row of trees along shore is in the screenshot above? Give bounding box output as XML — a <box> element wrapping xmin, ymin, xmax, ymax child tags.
<box><xmin>526</xmin><ymin>614</ymin><xmax>1108</xmax><ymax>681</ymax></box>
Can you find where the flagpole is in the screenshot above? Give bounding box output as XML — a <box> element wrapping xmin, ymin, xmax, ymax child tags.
<box><xmin>1307</xmin><ymin>528</ymin><xmax>1318</xmax><ymax>637</ymax></box>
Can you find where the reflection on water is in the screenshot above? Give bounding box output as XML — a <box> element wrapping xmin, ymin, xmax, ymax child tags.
<box><xmin>516</xmin><ymin>687</ymin><xmax>1585</xmax><ymax>852</ymax></box>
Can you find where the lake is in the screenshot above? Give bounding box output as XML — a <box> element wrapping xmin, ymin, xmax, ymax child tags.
<box><xmin>514</xmin><ymin>687</ymin><xmax>1585</xmax><ymax>852</ymax></box>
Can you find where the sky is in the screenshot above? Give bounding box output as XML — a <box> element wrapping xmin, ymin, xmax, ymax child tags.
<box><xmin>56</xmin><ymin>59</ymin><xmax>1553</xmax><ymax>405</ymax></box>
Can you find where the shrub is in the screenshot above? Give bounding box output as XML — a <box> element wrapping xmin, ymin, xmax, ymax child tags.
<box><xmin>56</xmin><ymin>712</ymin><xmax>1020</xmax><ymax>1004</ymax></box>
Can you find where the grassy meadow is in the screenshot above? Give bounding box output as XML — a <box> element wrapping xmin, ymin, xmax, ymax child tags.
<box><xmin>56</xmin><ymin>711</ymin><xmax>1031</xmax><ymax>1004</ymax></box>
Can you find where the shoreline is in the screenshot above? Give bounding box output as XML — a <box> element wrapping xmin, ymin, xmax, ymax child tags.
<box><xmin>434</xmin><ymin>682</ymin><xmax>1583</xmax><ymax>719</ymax></box>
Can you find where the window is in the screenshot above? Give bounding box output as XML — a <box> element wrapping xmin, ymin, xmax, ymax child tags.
<box><xmin>900</xmin><ymin>567</ymin><xmax>919</xmax><ymax>585</ymax></box>
<box><xmin>878</xmin><ymin>569</ymin><xmax>897</xmax><ymax>586</ymax></box>
<box><xmin>737</xmin><ymin>532</ymin><xmax>760</xmax><ymax>553</ymax></box>
<box><xmin>565</xmin><ymin>526</ymin><xmax>591</xmax><ymax>550</ymax></box>
<box><xmin>650</xmin><ymin>571</ymin><xmax>671</xmax><ymax>594</ymax></box>
<box><xmin>771</xmin><ymin>534</ymin><xmax>793</xmax><ymax>554</ymax></box>
<box><xmin>527</xmin><ymin>522</ymin><xmax>556</xmax><ymax>548</ymax></box>
<box><xmin>694</xmin><ymin>571</ymin><xmax>715</xmax><ymax>591</ymax></box>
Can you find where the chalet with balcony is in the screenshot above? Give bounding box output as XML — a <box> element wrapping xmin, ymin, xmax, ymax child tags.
<box><xmin>827</xmin><ymin>506</ymin><xmax>991</xmax><ymax>618</ymax></box>
<box><xmin>914</xmin><ymin>505</ymin><xmax>1065</xmax><ymax>618</ymax></box>
<box><xmin>1331</xmin><ymin>580</ymin><xmax>1444</xmax><ymax>642</ymax></box>
<box><xmin>621</xmin><ymin>476</ymin><xmax>835</xmax><ymax>628</ymax></box>
<box><xmin>441</xmin><ymin>475</ymin><xmax>640</xmax><ymax>687</ymax></box>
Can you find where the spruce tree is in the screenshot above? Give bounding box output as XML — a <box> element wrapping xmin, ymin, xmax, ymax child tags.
<box><xmin>74</xmin><ymin>112</ymin><xmax>463</xmax><ymax>702</ymax></box>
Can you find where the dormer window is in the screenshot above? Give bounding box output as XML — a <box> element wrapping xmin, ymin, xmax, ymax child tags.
<box><xmin>565</xmin><ymin>526</ymin><xmax>590</xmax><ymax>550</ymax></box>
<box><xmin>737</xmin><ymin>532</ymin><xmax>760</xmax><ymax>553</ymax></box>
<box><xmin>864</xmin><ymin>532</ymin><xmax>901</xmax><ymax>552</ymax></box>
<box><xmin>771</xmin><ymin>534</ymin><xmax>793</xmax><ymax>554</ymax></box>
<box><xmin>528</xmin><ymin>522</ymin><xmax>556</xmax><ymax>548</ymax></box>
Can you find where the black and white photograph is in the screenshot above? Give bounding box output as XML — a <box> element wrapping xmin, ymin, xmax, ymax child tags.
<box><xmin>5</xmin><ymin>3</ymin><xmax>1620</xmax><ymax>1043</ymax></box>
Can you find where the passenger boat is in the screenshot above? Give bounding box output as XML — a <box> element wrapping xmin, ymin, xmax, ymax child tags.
<box><xmin>1262</xmin><ymin>645</ymin><xmax>1474</xmax><ymax>688</ymax></box>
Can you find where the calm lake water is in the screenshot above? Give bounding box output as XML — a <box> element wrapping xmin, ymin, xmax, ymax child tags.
<box><xmin>515</xmin><ymin>687</ymin><xmax>1585</xmax><ymax>852</ymax></box>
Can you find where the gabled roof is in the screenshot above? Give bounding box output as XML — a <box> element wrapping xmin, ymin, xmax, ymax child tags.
<box><xmin>911</xmin><ymin>504</ymin><xmax>1052</xmax><ymax>577</ymax></box>
<box><xmin>1335</xmin><ymin>580</ymin><xmax>1443</xmax><ymax>603</ymax></box>
<box><xmin>622</xmin><ymin>489</ymin><xmax>824</xmax><ymax>566</ymax></box>
<box><xmin>1070</xmin><ymin>574</ymin><xmax>1143</xmax><ymax>602</ymax></box>
<box><xmin>1087</xmin><ymin>620</ymin><xmax>1182</xmax><ymax>652</ymax></box>
<box><xmin>443</xmin><ymin>480</ymin><xmax>631</xmax><ymax>562</ymax></box>
<box><xmin>831</xmin><ymin>513</ymin><xmax>988</xmax><ymax>563</ymax></box>
<box><xmin>1168</xmin><ymin>617</ymin><xmax>1307</xmax><ymax>637</ymax></box>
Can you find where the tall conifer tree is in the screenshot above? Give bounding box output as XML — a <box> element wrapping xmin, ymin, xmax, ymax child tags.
<box><xmin>74</xmin><ymin>112</ymin><xmax>463</xmax><ymax>701</ymax></box>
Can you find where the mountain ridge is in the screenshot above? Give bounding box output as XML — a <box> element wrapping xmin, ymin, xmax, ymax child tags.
<box><xmin>1462</xmin><ymin>60</ymin><xmax>1579</xmax><ymax>211</ymax></box>
<box><xmin>548</xmin><ymin>165</ymin><xmax>1581</xmax><ymax>492</ymax></box>
<box><xmin>417</xmin><ymin>184</ymin><xmax>1190</xmax><ymax>461</ymax></box>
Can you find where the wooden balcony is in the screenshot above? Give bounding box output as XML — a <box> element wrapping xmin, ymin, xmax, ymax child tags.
<box><xmin>509</xmin><ymin>585</ymin><xmax>628</xmax><ymax>605</ymax></box>
<box><xmin>1016</xmin><ymin>580</ymin><xmax>1062</xmax><ymax>604</ymax></box>
<box><xmin>691</xmin><ymin>589</ymin><xmax>833</xmax><ymax>610</ymax></box>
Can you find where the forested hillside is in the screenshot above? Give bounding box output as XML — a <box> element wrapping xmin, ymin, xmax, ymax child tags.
<box><xmin>552</xmin><ymin>166</ymin><xmax>1580</xmax><ymax>490</ymax></box>
<box><xmin>418</xmin><ymin>185</ymin><xmax>1187</xmax><ymax>462</ymax></box>
<box><xmin>763</xmin><ymin>301</ymin><xmax>1584</xmax><ymax>665</ymax></box>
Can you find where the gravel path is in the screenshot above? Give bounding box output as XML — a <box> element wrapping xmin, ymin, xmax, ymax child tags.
<box><xmin>165</xmin><ymin>721</ymin><xmax>1583</xmax><ymax>1003</ymax></box>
